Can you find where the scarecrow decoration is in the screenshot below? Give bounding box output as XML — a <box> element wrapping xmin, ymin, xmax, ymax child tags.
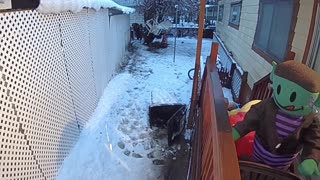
<box><xmin>232</xmin><ymin>60</ymin><xmax>320</xmax><ymax>176</ymax></box>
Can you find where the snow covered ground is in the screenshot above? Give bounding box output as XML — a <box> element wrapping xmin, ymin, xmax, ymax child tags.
<box><xmin>56</xmin><ymin>37</ymin><xmax>213</xmax><ymax>180</ymax></box>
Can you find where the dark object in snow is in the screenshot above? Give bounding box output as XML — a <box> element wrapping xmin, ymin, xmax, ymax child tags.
<box><xmin>149</xmin><ymin>104</ymin><xmax>185</xmax><ymax>128</ymax></box>
<box><xmin>117</xmin><ymin>141</ymin><xmax>125</xmax><ymax>149</ymax></box>
<box><xmin>147</xmin><ymin>151</ymin><xmax>155</xmax><ymax>159</ymax></box>
<box><xmin>132</xmin><ymin>23</ymin><xmax>143</xmax><ymax>41</ymax></box>
<box><xmin>148</xmin><ymin>42</ymin><xmax>168</xmax><ymax>50</ymax></box>
<box><xmin>132</xmin><ymin>152</ymin><xmax>143</xmax><ymax>158</ymax></box>
<box><xmin>144</xmin><ymin>33</ymin><xmax>156</xmax><ymax>45</ymax></box>
<box><xmin>155</xmin><ymin>34</ymin><xmax>162</xmax><ymax>39</ymax></box>
<box><xmin>149</xmin><ymin>104</ymin><xmax>187</xmax><ymax>146</ymax></box>
<box><xmin>124</xmin><ymin>149</ymin><xmax>131</xmax><ymax>156</ymax></box>
<box><xmin>166</xmin><ymin>105</ymin><xmax>187</xmax><ymax>146</ymax></box>
<box><xmin>153</xmin><ymin>159</ymin><xmax>165</xmax><ymax>165</ymax></box>
<box><xmin>188</xmin><ymin>68</ymin><xmax>195</xmax><ymax>80</ymax></box>
<box><xmin>203</xmin><ymin>28</ymin><xmax>214</xmax><ymax>39</ymax></box>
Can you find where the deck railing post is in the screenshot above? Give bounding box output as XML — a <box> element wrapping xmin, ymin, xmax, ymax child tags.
<box><xmin>187</xmin><ymin>0</ymin><xmax>207</xmax><ymax>129</ymax></box>
<box><xmin>209</xmin><ymin>42</ymin><xmax>219</xmax><ymax>72</ymax></box>
<box><xmin>239</xmin><ymin>71</ymin><xmax>248</xmax><ymax>106</ymax></box>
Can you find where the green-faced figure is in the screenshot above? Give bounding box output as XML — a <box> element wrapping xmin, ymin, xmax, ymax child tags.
<box><xmin>232</xmin><ymin>60</ymin><xmax>320</xmax><ymax>177</ymax></box>
<box><xmin>270</xmin><ymin>61</ymin><xmax>320</xmax><ymax>116</ymax></box>
<box><xmin>270</xmin><ymin>61</ymin><xmax>320</xmax><ymax>176</ymax></box>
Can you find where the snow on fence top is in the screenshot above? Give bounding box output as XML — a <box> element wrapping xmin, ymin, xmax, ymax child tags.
<box><xmin>37</xmin><ymin>0</ymin><xmax>135</xmax><ymax>14</ymax></box>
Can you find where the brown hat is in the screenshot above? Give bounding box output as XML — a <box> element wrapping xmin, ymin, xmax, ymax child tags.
<box><xmin>275</xmin><ymin>60</ymin><xmax>320</xmax><ymax>93</ymax></box>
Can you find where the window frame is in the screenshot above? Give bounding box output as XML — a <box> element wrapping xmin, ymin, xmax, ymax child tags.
<box><xmin>206</xmin><ymin>7</ymin><xmax>214</xmax><ymax>17</ymax></box>
<box><xmin>252</xmin><ymin>0</ymin><xmax>299</xmax><ymax>64</ymax></box>
<box><xmin>228</xmin><ymin>1</ymin><xmax>242</xmax><ymax>30</ymax></box>
<box><xmin>218</xmin><ymin>5</ymin><xmax>224</xmax><ymax>22</ymax></box>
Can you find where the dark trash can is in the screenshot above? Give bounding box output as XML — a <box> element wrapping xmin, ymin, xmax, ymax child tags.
<box><xmin>149</xmin><ymin>103</ymin><xmax>187</xmax><ymax>146</ymax></box>
<box><xmin>203</xmin><ymin>28</ymin><xmax>214</xmax><ymax>39</ymax></box>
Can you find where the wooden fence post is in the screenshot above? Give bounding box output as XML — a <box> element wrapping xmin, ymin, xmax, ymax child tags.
<box><xmin>239</xmin><ymin>71</ymin><xmax>248</xmax><ymax>106</ymax></box>
<box><xmin>187</xmin><ymin>0</ymin><xmax>208</xmax><ymax>129</ymax></box>
<box><xmin>209</xmin><ymin>42</ymin><xmax>219</xmax><ymax>72</ymax></box>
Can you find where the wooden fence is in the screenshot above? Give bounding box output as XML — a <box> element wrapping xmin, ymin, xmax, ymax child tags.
<box><xmin>249</xmin><ymin>74</ymin><xmax>273</xmax><ymax>101</ymax></box>
<box><xmin>188</xmin><ymin>43</ymin><xmax>241</xmax><ymax>180</ymax></box>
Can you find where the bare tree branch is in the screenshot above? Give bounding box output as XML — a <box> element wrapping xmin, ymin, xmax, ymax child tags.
<box><xmin>136</xmin><ymin>0</ymin><xmax>199</xmax><ymax>23</ymax></box>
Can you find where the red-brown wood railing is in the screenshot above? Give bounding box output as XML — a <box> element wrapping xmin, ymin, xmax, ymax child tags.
<box><xmin>188</xmin><ymin>43</ymin><xmax>241</xmax><ymax>180</ymax></box>
<box><xmin>249</xmin><ymin>73</ymin><xmax>273</xmax><ymax>101</ymax></box>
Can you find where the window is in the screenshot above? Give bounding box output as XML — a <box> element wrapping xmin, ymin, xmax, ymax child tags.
<box><xmin>206</xmin><ymin>8</ymin><xmax>213</xmax><ymax>17</ymax></box>
<box><xmin>307</xmin><ymin>3</ymin><xmax>319</xmax><ymax>72</ymax></box>
<box><xmin>253</xmin><ymin>0</ymin><xmax>295</xmax><ymax>63</ymax></box>
<box><xmin>205</xmin><ymin>6</ymin><xmax>218</xmax><ymax>24</ymax></box>
<box><xmin>213</xmin><ymin>6</ymin><xmax>218</xmax><ymax>20</ymax></box>
<box><xmin>218</xmin><ymin>5</ymin><xmax>224</xmax><ymax>22</ymax></box>
<box><xmin>228</xmin><ymin>2</ymin><xmax>242</xmax><ymax>29</ymax></box>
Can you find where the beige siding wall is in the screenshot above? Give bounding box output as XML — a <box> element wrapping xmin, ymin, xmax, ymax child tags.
<box><xmin>292</xmin><ymin>0</ymin><xmax>314</xmax><ymax>62</ymax></box>
<box><xmin>217</xmin><ymin>0</ymin><xmax>271</xmax><ymax>88</ymax></box>
<box><xmin>217</xmin><ymin>0</ymin><xmax>313</xmax><ymax>88</ymax></box>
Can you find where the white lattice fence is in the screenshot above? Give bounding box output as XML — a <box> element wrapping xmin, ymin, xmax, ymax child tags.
<box><xmin>109</xmin><ymin>14</ymin><xmax>130</xmax><ymax>74</ymax></box>
<box><xmin>0</xmin><ymin>8</ymin><xmax>129</xmax><ymax>180</ymax></box>
<box><xmin>60</xmin><ymin>10</ymin><xmax>98</xmax><ymax>130</ymax></box>
<box><xmin>89</xmin><ymin>9</ymin><xmax>110</xmax><ymax>98</ymax></box>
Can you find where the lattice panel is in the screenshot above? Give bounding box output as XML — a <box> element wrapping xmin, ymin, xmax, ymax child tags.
<box><xmin>0</xmin><ymin>8</ymin><xmax>128</xmax><ymax>180</ymax></box>
<box><xmin>109</xmin><ymin>15</ymin><xmax>129</xmax><ymax>74</ymax></box>
<box><xmin>232</xmin><ymin>71</ymin><xmax>242</xmax><ymax>99</ymax></box>
<box><xmin>60</xmin><ymin>10</ymin><xmax>98</xmax><ymax>130</ymax></box>
<box><xmin>0</xmin><ymin>84</ymin><xmax>43</xmax><ymax>180</ymax></box>
<box><xmin>0</xmin><ymin>10</ymin><xmax>79</xmax><ymax>180</ymax></box>
<box><xmin>88</xmin><ymin>9</ymin><xmax>111</xmax><ymax>97</ymax></box>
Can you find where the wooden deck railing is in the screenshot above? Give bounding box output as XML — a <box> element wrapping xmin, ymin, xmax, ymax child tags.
<box><xmin>188</xmin><ymin>43</ymin><xmax>241</xmax><ymax>180</ymax></box>
<box><xmin>231</xmin><ymin>67</ymin><xmax>248</xmax><ymax>105</ymax></box>
<box><xmin>249</xmin><ymin>73</ymin><xmax>273</xmax><ymax>101</ymax></box>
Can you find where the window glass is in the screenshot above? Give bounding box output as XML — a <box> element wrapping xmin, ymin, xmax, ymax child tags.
<box><xmin>206</xmin><ymin>8</ymin><xmax>214</xmax><ymax>16</ymax></box>
<box><xmin>229</xmin><ymin>3</ymin><xmax>241</xmax><ymax>26</ymax></box>
<box><xmin>313</xmin><ymin>44</ymin><xmax>320</xmax><ymax>72</ymax></box>
<box><xmin>267</xmin><ymin>1</ymin><xmax>293</xmax><ymax>60</ymax></box>
<box><xmin>253</xmin><ymin>0</ymin><xmax>294</xmax><ymax>62</ymax></box>
<box><xmin>218</xmin><ymin>5</ymin><xmax>224</xmax><ymax>21</ymax></box>
<box><xmin>255</xmin><ymin>4</ymin><xmax>274</xmax><ymax>50</ymax></box>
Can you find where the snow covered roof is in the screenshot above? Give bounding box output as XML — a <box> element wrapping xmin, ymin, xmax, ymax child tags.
<box><xmin>112</xmin><ymin>0</ymin><xmax>139</xmax><ymax>7</ymax></box>
<box><xmin>36</xmin><ymin>0</ymin><xmax>135</xmax><ymax>14</ymax></box>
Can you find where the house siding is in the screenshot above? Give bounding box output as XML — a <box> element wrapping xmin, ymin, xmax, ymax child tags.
<box><xmin>217</xmin><ymin>0</ymin><xmax>270</xmax><ymax>88</ymax></box>
<box><xmin>292</xmin><ymin>0</ymin><xmax>314</xmax><ymax>62</ymax></box>
<box><xmin>217</xmin><ymin>0</ymin><xmax>313</xmax><ymax>88</ymax></box>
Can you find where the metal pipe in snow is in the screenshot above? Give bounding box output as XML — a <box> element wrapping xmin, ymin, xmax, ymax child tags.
<box><xmin>173</xmin><ymin>5</ymin><xmax>178</xmax><ymax>63</ymax></box>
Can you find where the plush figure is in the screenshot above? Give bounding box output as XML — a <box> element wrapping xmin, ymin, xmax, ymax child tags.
<box><xmin>229</xmin><ymin>100</ymin><xmax>261</xmax><ymax>157</ymax></box>
<box><xmin>232</xmin><ymin>61</ymin><xmax>320</xmax><ymax>176</ymax></box>
<box><xmin>230</xmin><ymin>111</ymin><xmax>255</xmax><ymax>157</ymax></box>
<box><xmin>229</xmin><ymin>100</ymin><xmax>262</xmax><ymax>116</ymax></box>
